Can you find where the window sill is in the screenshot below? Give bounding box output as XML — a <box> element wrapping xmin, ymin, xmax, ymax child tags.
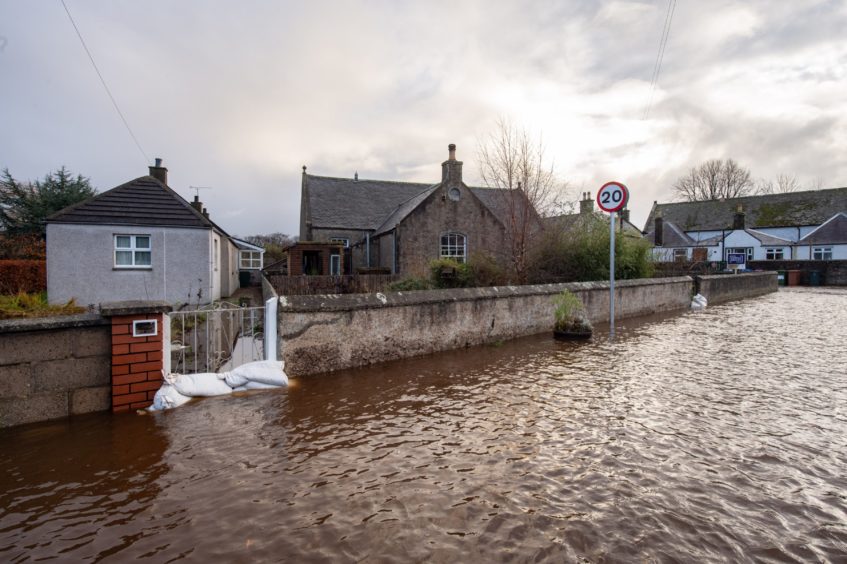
<box><xmin>113</xmin><ymin>267</ymin><xmax>153</xmax><ymax>271</ymax></box>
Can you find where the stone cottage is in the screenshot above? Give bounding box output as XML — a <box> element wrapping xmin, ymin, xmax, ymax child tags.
<box><xmin>299</xmin><ymin>144</ymin><xmax>539</xmax><ymax>277</ymax></box>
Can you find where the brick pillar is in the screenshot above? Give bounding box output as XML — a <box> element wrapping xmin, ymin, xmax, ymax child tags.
<box><xmin>101</xmin><ymin>302</ymin><xmax>172</xmax><ymax>413</ymax></box>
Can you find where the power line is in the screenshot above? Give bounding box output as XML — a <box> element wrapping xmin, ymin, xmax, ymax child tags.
<box><xmin>643</xmin><ymin>0</ymin><xmax>677</xmax><ymax>120</ymax></box>
<box><xmin>60</xmin><ymin>0</ymin><xmax>150</xmax><ymax>164</ymax></box>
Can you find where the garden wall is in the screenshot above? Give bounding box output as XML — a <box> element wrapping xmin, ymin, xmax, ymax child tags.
<box><xmin>0</xmin><ymin>314</ymin><xmax>111</xmax><ymax>427</ymax></box>
<box><xmin>277</xmin><ymin>277</ymin><xmax>695</xmax><ymax>377</ymax></box>
<box><xmin>695</xmin><ymin>272</ymin><xmax>778</xmax><ymax>304</ymax></box>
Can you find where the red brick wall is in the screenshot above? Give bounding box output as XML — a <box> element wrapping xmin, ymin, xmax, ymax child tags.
<box><xmin>110</xmin><ymin>313</ymin><xmax>165</xmax><ymax>412</ymax></box>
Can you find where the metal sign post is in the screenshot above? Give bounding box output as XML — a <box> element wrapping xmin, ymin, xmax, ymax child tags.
<box><xmin>596</xmin><ymin>181</ymin><xmax>630</xmax><ymax>338</ymax></box>
<box><xmin>609</xmin><ymin>210</ymin><xmax>616</xmax><ymax>335</ymax></box>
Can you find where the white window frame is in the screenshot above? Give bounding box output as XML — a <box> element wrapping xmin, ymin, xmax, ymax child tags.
<box><xmin>329</xmin><ymin>253</ymin><xmax>341</xmax><ymax>275</ymax></box>
<box><xmin>673</xmin><ymin>248</ymin><xmax>688</xmax><ymax>262</ymax></box>
<box><xmin>765</xmin><ymin>247</ymin><xmax>784</xmax><ymax>260</ymax></box>
<box><xmin>114</xmin><ymin>234</ymin><xmax>152</xmax><ymax>268</ymax></box>
<box><xmin>440</xmin><ymin>232</ymin><xmax>467</xmax><ymax>263</ymax></box>
<box><xmin>725</xmin><ymin>247</ymin><xmax>753</xmax><ymax>262</ymax></box>
<box><xmin>240</xmin><ymin>250</ymin><xmax>263</xmax><ymax>270</ymax></box>
<box><xmin>132</xmin><ymin>319</ymin><xmax>158</xmax><ymax>337</ymax></box>
<box><xmin>812</xmin><ymin>247</ymin><xmax>832</xmax><ymax>260</ymax></box>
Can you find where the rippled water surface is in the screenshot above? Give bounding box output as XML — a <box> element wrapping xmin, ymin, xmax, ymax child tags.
<box><xmin>2</xmin><ymin>288</ymin><xmax>847</xmax><ymax>562</ymax></box>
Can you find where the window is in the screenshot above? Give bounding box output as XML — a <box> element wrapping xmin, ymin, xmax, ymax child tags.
<box><xmin>330</xmin><ymin>237</ymin><xmax>350</xmax><ymax>248</ymax></box>
<box><xmin>673</xmin><ymin>248</ymin><xmax>688</xmax><ymax>262</ymax></box>
<box><xmin>115</xmin><ymin>235</ymin><xmax>151</xmax><ymax>268</ymax></box>
<box><xmin>240</xmin><ymin>250</ymin><xmax>262</xmax><ymax>269</ymax></box>
<box><xmin>330</xmin><ymin>253</ymin><xmax>341</xmax><ymax>275</ymax></box>
<box><xmin>813</xmin><ymin>247</ymin><xmax>832</xmax><ymax>260</ymax></box>
<box><xmin>765</xmin><ymin>248</ymin><xmax>784</xmax><ymax>260</ymax></box>
<box><xmin>725</xmin><ymin>247</ymin><xmax>753</xmax><ymax>262</ymax></box>
<box><xmin>440</xmin><ymin>232</ymin><xmax>467</xmax><ymax>263</ymax></box>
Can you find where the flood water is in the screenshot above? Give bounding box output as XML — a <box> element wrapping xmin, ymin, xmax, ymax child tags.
<box><xmin>2</xmin><ymin>288</ymin><xmax>846</xmax><ymax>562</ymax></box>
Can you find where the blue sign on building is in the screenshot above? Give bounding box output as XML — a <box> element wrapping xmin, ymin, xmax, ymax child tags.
<box><xmin>727</xmin><ymin>253</ymin><xmax>746</xmax><ymax>265</ymax></box>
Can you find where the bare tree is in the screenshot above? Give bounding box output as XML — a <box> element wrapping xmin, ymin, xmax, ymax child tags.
<box><xmin>477</xmin><ymin>118</ymin><xmax>564</xmax><ymax>283</ymax></box>
<box><xmin>757</xmin><ymin>173</ymin><xmax>802</xmax><ymax>194</ymax></box>
<box><xmin>673</xmin><ymin>159</ymin><xmax>753</xmax><ymax>201</ymax></box>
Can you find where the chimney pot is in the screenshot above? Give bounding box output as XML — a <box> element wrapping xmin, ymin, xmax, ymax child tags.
<box><xmin>441</xmin><ymin>143</ymin><xmax>462</xmax><ymax>186</ymax></box>
<box><xmin>148</xmin><ymin>158</ymin><xmax>168</xmax><ymax>185</ymax></box>
<box><xmin>448</xmin><ymin>144</ymin><xmax>456</xmax><ymax>160</ymax></box>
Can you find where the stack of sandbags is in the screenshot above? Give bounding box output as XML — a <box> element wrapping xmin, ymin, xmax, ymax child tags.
<box><xmin>148</xmin><ymin>360</ymin><xmax>287</xmax><ymax>411</ymax></box>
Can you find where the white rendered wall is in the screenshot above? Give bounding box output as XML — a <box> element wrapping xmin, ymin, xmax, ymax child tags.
<box><xmin>47</xmin><ymin>223</ymin><xmax>213</xmax><ymax>306</ymax></box>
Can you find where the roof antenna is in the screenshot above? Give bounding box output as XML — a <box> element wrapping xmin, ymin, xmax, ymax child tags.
<box><xmin>189</xmin><ymin>186</ymin><xmax>212</xmax><ymax>198</ymax></box>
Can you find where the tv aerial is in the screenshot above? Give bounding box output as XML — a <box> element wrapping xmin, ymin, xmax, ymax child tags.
<box><xmin>189</xmin><ymin>186</ymin><xmax>212</xmax><ymax>198</ymax></box>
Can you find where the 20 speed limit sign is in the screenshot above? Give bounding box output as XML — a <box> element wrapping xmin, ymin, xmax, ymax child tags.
<box><xmin>596</xmin><ymin>181</ymin><xmax>629</xmax><ymax>213</ymax></box>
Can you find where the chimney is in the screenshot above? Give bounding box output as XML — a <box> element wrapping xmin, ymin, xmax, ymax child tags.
<box><xmin>441</xmin><ymin>143</ymin><xmax>463</xmax><ymax>187</ymax></box>
<box><xmin>202</xmin><ymin>207</ymin><xmax>209</xmax><ymax>219</ymax></box>
<box><xmin>354</xmin><ymin>171</ymin><xmax>358</xmax><ymax>181</ymax></box>
<box><xmin>191</xmin><ymin>195</ymin><xmax>203</xmax><ymax>212</ymax></box>
<box><xmin>148</xmin><ymin>157</ymin><xmax>168</xmax><ymax>185</ymax></box>
<box><xmin>580</xmin><ymin>191</ymin><xmax>593</xmax><ymax>215</ymax></box>
<box><xmin>620</xmin><ymin>208</ymin><xmax>630</xmax><ymax>223</ymax></box>
<box><xmin>732</xmin><ymin>204</ymin><xmax>746</xmax><ymax>230</ymax></box>
<box><xmin>654</xmin><ymin>213</ymin><xmax>664</xmax><ymax>246</ymax></box>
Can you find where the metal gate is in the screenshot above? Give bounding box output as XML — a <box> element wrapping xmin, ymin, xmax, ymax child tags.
<box><xmin>169</xmin><ymin>302</ymin><xmax>265</xmax><ymax>374</ymax></box>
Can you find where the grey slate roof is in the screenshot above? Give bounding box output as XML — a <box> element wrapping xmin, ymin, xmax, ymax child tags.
<box><xmin>798</xmin><ymin>212</ymin><xmax>847</xmax><ymax>245</ymax></box>
<box><xmin>305</xmin><ymin>173</ymin><xmax>534</xmax><ymax>235</ymax></box>
<box><xmin>47</xmin><ymin>175</ymin><xmax>222</xmax><ymax>231</ymax></box>
<box><xmin>743</xmin><ymin>228</ymin><xmax>792</xmax><ymax>246</ymax></box>
<box><xmin>644</xmin><ymin>221</ymin><xmax>696</xmax><ymax>247</ymax></box>
<box><xmin>644</xmin><ymin>187</ymin><xmax>847</xmax><ymax>231</ymax></box>
<box><xmin>374</xmin><ymin>185</ymin><xmax>439</xmax><ymax>235</ymax></box>
<box><xmin>304</xmin><ymin>174</ymin><xmax>433</xmax><ymax>230</ymax></box>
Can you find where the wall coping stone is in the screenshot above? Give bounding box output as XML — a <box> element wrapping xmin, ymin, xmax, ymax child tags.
<box><xmin>279</xmin><ymin>276</ymin><xmax>694</xmax><ymax>313</ymax></box>
<box><xmin>0</xmin><ymin>312</ymin><xmax>107</xmax><ymax>335</ymax></box>
<box><xmin>695</xmin><ymin>271</ymin><xmax>778</xmax><ymax>282</ymax></box>
<box><xmin>100</xmin><ymin>301</ymin><xmax>173</xmax><ymax>316</ymax></box>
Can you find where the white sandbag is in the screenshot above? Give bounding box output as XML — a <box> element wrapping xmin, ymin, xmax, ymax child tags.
<box><xmin>229</xmin><ymin>360</ymin><xmax>288</xmax><ymax>387</ymax></box>
<box><xmin>690</xmin><ymin>293</ymin><xmax>708</xmax><ymax>310</ymax></box>
<box><xmin>234</xmin><ymin>381</ymin><xmax>280</xmax><ymax>391</ymax></box>
<box><xmin>172</xmin><ymin>372</ymin><xmax>233</xmax><ymax>397</ymax></box>
<box><xmin>219</xmin><ymin>370</ymin><xmax>249</xmax><ymax>388</ymax></box>
<box><xmin>149</xmin><ymin>383</ymin><xmax>192</xmax><ymax>411</ymax></box>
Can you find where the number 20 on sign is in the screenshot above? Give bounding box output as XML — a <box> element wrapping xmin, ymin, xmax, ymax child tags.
<box><xmin>596</xmin><ymin>181</ymin><xmax>629</xmax><ymax>213</ymax></box>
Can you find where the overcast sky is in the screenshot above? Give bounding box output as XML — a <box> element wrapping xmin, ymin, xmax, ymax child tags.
<box><xmin>1</xmin><ymin>1</ymin><xmax>845</xmax><ymax>236</ymax></box>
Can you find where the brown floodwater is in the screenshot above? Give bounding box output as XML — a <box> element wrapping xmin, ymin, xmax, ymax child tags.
<box><xmin>2</xmin><ymin>287</ymin><xmax>846</xmax><ymax>562</ymax></box>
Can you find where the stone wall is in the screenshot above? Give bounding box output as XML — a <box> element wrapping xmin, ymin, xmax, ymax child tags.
<box><xmin>278</xmin><ymin>277</ymin><xmax>694</xmax><ymax>377</ymax></box>
<box><xmin>397</xmin><ymin>185</ymin><xmax>507</xmax><ymax>277</ymax></box>
<box><xmin>0</xmin><ymin>314</ymin><xmax>111</xmax><ymax>428</ymax></box>
<box><xmin>695</xmin><ymin>272</ymin><xmax>778</xmax><ymax>305</ymax></box>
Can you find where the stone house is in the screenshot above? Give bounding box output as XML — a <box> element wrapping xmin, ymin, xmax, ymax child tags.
<box><xmin>299</xmin><ymin>144</ymin><xmax>539</xmax><ymax>277</ymax></box>
<box><xmin>46</xmin><ymin>159</ymin><xmax>242</xmax><ymax>306</ymax></box>
<box><xmin>644</xmin><ymin>187</ymin><xmax>847</xmax><ymax>262</ymax></box>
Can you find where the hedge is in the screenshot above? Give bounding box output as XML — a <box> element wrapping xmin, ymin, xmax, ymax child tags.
<box><xmin>0</xmin><ymin>260</ymin><xmax>47</xmax><ymax>294</ymax></box>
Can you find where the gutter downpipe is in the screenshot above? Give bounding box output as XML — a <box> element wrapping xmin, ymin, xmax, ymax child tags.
<box><xmin>392</xmin><ymin>228</ymin><xmax>397</xmax><ymax>274</ymax></box>
<box><xmin>366</xmin><ymin>231</ymin><xmax>370</xmax><ymax>267</ymax></box>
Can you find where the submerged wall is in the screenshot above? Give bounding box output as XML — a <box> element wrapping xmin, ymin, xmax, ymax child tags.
<box><xmin>0</xmin><ymin>314</ymin><xmax>111</xmax><ymax>428</ymax></box>
<box><xmin>278</xmin><ymin>277</ymin><xmax>695</xmax><ymax>377</ymax></box>
<box><xmin>695</xmin><ymin>272</ymin><xmax>778</xmax><ymax>305</ymax></box>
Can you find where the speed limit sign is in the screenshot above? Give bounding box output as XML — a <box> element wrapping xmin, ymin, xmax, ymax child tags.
<box><xmin>596</xmin><ymin>181</ymin><xmax>629</xmax><ymax>213</ymax></box>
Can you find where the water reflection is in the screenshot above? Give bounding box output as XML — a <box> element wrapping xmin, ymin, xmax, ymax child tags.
<box><xmin>1</xmin><ymin>288</ymin><xmax>846</xmax><ymax>561</ymax></box>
